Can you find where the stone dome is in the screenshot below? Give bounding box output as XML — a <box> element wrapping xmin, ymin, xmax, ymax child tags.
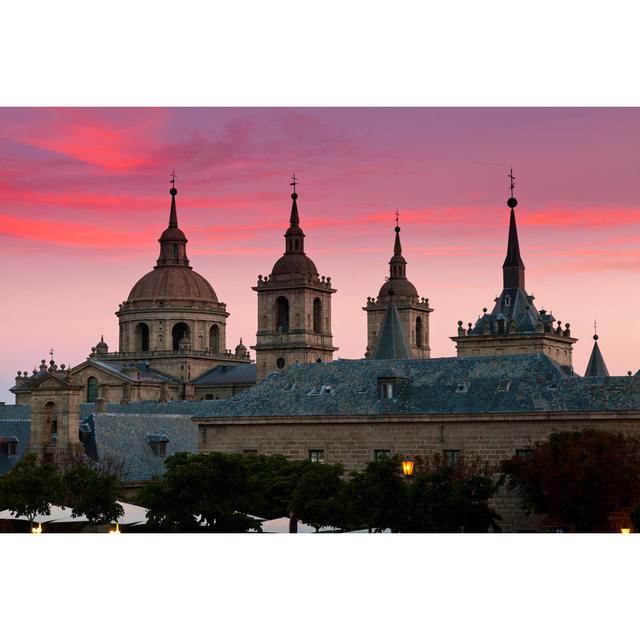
<box><xmin>271</xmin><ymin>253</ymin><xmax>319</xmax><ymax>278</ymax></box>
<box><xmin>127</xmin><ymin>266</ymin><xmax>218</xmax><ymax>304</ymax></box>
<box><xmin>378</xmin><ymin>278</ymin><xmax>418</xmax><ymax>299</ymax></box>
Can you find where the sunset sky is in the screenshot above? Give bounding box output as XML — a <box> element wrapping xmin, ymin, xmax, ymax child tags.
<box><xmin>2</xmin><ymin>107</ymin><xmax>640</xmax><ymax>402</ymax></box>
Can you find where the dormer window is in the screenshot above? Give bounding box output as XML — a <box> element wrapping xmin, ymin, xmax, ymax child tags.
<box><xmin>496</xmin><ymin>380</ymin><xmax>511</xmax><ymax>393</ymax></box>
<box><xmin>504</xmin><ymin>294</ymin><xmax>512</xmax><ymax>307</ymax></box>
<box><xmin>0</xmin><ymin>437</ymin><xmax>18</xmax><ymax>458</ymax></box>
<box><xmin>148</xmin><ymin>433</ymin><xmax>170</xmax><ymax>456</ymax></box>
<box><xmin>380</xmin><ymin>381</ymin><xmax>395</xmax><ymax>399</ymax></box>
<box><xmin>455</xmin><ymin>382</ymin><xmax>469</xmax><ymax>393</ymax></box>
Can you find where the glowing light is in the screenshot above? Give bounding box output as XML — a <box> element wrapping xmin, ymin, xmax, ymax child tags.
<box><xmin>620</xmin><ymin>528</ymin><xmax>631</xmax><ymax>534</ymax></box>
<box><xmin>108</xmin><ymin>523</ymin><xmax>121</xmax><ymax>534</ymax></box>
<box><xmin>402</xmin><ymin>459</ymin><xmax>415</xmax><ymax>477</ymax></box>
<box><xmin>31</xmin><ymin>522</ymin><xmax>42</xmax><ymax>534</ymax></box>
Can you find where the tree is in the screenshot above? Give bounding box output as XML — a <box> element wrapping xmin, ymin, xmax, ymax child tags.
<box><xmin>346</xmin><ymin>456</ymin><xmax>409</xmax><ymax>532</ymax></box>
<box><xmin>501</xmin><ymin>430</ymin><xmax>640</xmax><ymax>532</ymax></box>
<box><xmin>242</xmin><ymin>454</ymin><xmax>312</xmax><ymax>519</ymax></box>
<box><xmin>138</xmin><ymin>452</ymin><xmax>261</xmax><ymax>532</ymax></box>
<box><xmin>0</xmin><ymin>454</ymin><xmax>63</xmax><ymax>524</ymax></box>
<box><xmin>62</xmin><ymin>461</ymin><xmax>124</xmax><ymax>526</ymax></box>
<box><xmin>289</xmin><ymin>463</ymin><xmax>346</xmax><ymax>532</ymax></box>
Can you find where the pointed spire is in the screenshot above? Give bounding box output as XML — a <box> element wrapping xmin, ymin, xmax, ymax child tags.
<box><xmin>584</xmin><ymin>333</ymin><xmax>609</xmax><ymax>377</ymax></box>
<box><xmin>284</xmin><ymin>174</ymin><xmax>305</xmax><ymax>254</ymax></box>
<box><xmin>157</xmin><ymin>174</ymin><xmax>190</xmax><ymax>267</ymax></box>
<box><xmin>389</xmin><ymin>210</ymin><xmax>407</xmax><ymax>279</ymax></box>
<box><xmin>502</xmin><ymin>168</ymin><xmax>525</xmax><ymax>290</ymax></box>
<box><xmin>372</xmin><ymin>292</ymin><xmax>410</xmax><ymax>359</ymax></box>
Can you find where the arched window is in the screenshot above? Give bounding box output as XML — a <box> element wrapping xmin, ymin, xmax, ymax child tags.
<box><xmin>172</xmin><ymin>322</ymin><xmax>190</xmax><ymax>351</ymax></box>
<box><xmin>135</xmin><ymin>323</ymin><xmax>150</xmax><ymax>352</ymax></box>
<box><xmin>313</xmin><ymin>298</ymin><xmax>322</xmax><ymax>333</ymax></box>
<box><xmin>44</xmin><ymin>401</ymin><xmax>57</xmax><ymax>441</ymax></box>
<box><xmin>209</xmin><ymin>324</ymin><xmax>220</xmax><ymax>353</ymax></box>
<box><xmin>416</xmin><ymin>316</ymin><xmax>423</xmax><ymax>348</ymax></box>
<box><xmin>276</xmin><ymin>297</ymin><xmax>289</xmax><ymax>333</ymax></box>
<box><xmin>87</xmin><ymin>377</ymin><xmax>98</xmax><ymax>402</ymax></box>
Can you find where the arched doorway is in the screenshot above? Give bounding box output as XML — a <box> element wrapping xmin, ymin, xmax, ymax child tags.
<box><xmin>135</xmin><ymin>322</ymin><xmax>150</xmax><ymax>352</ymax></box>
<box><xmin>172</xmin><ymin>322</ymin><xmax>190</xmax><ymax>351</ymax></box>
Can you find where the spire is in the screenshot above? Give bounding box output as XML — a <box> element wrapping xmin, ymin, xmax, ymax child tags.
<box><xmin>389</xmin><ymin>210</ymin><xmax>407</xmax><ymax>279</ymax></box>
<box><xmin>584</xmin><ymin>333</ymin><xmax>609</xmax><ymax>377</ymax></box>
<box><xmin>157</xmin><ymin>174</ymin><xmax>190</xmax><ymax>267</ymax></box>
<box><xmin>284</xmin><ymin>173</ymin><xmax>305</xmax><ymax>254</ymax></box>
<box><xmin>502</xmin><ymin>168</ymin><xmax>525</xmax><ymax>290</ymax></box>
<box><xmin>372</xmin><ymin>292</ymin><xmax>410</xmax><ymax>359</ymax></box>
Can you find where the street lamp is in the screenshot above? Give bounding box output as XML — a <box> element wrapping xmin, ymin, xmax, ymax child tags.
<box><xmin>108</xmin><ymin>523</ymin><xmax>122</xmax><ymax>534</ymax></box>
<box><xmin>31</xmin><ymin>522</ymin><xmax>42</xmax><ymax>534</ymax></box>
<box><xmin>620</xmin><ymin>528</ymin><xmax>631</xmax><ymax>534</ymax></box>
<box><xmin>402</xmin><ymin>459</ymin><xmax>415</xmax><ymax>477</ymax></box>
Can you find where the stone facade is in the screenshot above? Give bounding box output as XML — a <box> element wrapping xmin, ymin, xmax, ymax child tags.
<box><xmin>364</xmin><ymin>221</ymin><xmax>432</xmax><ymax>358</ymax></box>
<box><xmin>252</xmin><ymin>185</ymin><xmax>337</xmax><ymax>382</ymax></box>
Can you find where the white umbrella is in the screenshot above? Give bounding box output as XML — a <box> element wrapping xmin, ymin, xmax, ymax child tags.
<box><xmin>0</xmin><ymin>505</ymin><xmax>87</xmax><ymax>523</ymax></box>
<box><xmin>115</xmin><ymin>501</ymin><xmax>148</xmax><ymax>525</ymax></box>
<box><xmin>259</xmin><ymin>516</ymin><xmax>338</xmax><ymax>533</ymax></box>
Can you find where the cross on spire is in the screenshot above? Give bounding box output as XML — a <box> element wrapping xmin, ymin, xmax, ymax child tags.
<box><xmin>508</xmin><ymin>167</ymin><xmax>515</xmax><ymax>199</ymax></box>
<box><xmin>170</xmin><ymin>171</ymin><xmax>177</xmax><ymax>188</ymax></box>
<box><xmin>49</xmin><ymin>347</ymin><xmax>54</xmax><ymax>360</ymax></box>
<box><xmin>395</xmin><ymin>210</ymin><xmax>399</xmax><ymax>227</ymax></box>
<box><xmin>290</xmin><ymin>173</ymin><xmax>298</xmax><ymax>194</ymax></box>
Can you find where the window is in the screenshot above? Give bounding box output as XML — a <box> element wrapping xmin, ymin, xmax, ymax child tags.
<box><xmin>380</xmin><ymin>382</ymin><xmax>394</xmax><ymax>399</ymax></box>
<box><xmin>309</xmin><ymin>450</ymin><xmax>324</xmax><ymax>463</ymax></box>
<box><xmin>276</xmin><ymin>357</ymin><xmax>286</xmax><ymax>369</ymax></box>
<box><xmin>44</xmin><ymin>401</ymin><xmax>57</xmax><ymax>442</ymax></box>
<box><xmin>209</xmin><ymin>324</ymin><xmax>220</xmax><ymax>353</ymax></box>
<box><xmin>504</xmin><ymin>294</ymin><xmax>512</xmax><ymax>306</ymax></box>
<box><xmin>416</xmin><ymin>316</ymin><xmax>423</xmax><ymax>348</ymax></box>
<box><xmin>135</xmin><ymin>323</ymin><xmax>150</xmax><ymax>352</ymax></box>
<box><xmin>157</xmin><ymin>441</ymin><xmax>167</xmax><ymax>456</ymax></box>
<box><xmin>313</xmin><ymin>298</ymin><xmax>322</xmax><ymax>333</ymax></box>
<box><xmin>205</xmin><ymin>394</ymin><xmax>214</xmax><ymax>400</ymax></box>
<box><xmin>444</xmin><ymin>449</ymin><xmax>462</xmax><ymax>466</ymax></box>
<box><xmin>0</xmin><ymin>439</ymin><xmax>18</xmax><ymax>458</ymax></box>
<box><xmin>276</xmin><ymin>297</ymin><xmax>289</xmax><ymax>333</ymax></box>
<box><xmin>455</xmin><ymin>382</ymin><xmax>469</xmax><ymax>393</ymax></box>
<box><xmin>86</xmin><ymin>376</ymin><xmax>98</xmax><ymax>403</ymax></box>
<box><xmin>374</xmin><ymin>449</ymin><xmax>391</xmax><ymax>461</ymax></box>
<box><xmin>8</xmin><ymin>441</ymin><xmax>18</xmax><ymax>457</ymax></box>
<box><xmin>496</xmin><ymin>380</ymin><xmax>511</xmax><ymax>392</ymax></box>
<box><xmin>173</xmin><ymin>244</ymin><xmax>179</xmax><ymax>259</ymax></box>
<box><xmin>172</xmin><ymin>322</ymin><xmax>190</xmax><ymax>351</ymax></box>
<box><xmin>516</xmin><ymin>448</ymin><xmax>533</xmax><ymax>458</ymax></box>
<box><xmin>148</xmin><ymin>434</ymin><xmax>170</xmax><ymax>456</ymax></box>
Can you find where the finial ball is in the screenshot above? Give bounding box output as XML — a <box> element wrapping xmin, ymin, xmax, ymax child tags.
<box><xmin>507</xmin><ymin>197</ymin><xmax>518</xmax><ymax>209</ymax></box>
<box><xmin>394</xmin><ymin>226</ymin><xmax>400</xmax><ymax>233</ymax></box>
<box><xmin>291</xmin><ymin>192</ymin><xmax>298</xmax><ymax>200</ymax></box>
<box><xmin>170</xmin><ymin>187</ymin><xmax>177</xmax><ymax>196</ymax></box>
<box><xmin>593</xmin><ymin>334</ymin><xmax>599</xmax><ymax>341</ymax></box>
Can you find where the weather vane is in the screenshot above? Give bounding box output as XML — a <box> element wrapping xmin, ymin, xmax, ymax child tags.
<box><xmin>290</xmin><ymin>173</ymin><xmax>298</xmax><ymax>194</ymax></box>
<box><xmin>49</xmin><ymin>347</ymin><xmax>54</xmax><ymax>360</ymax></box>
<box><xmin>508</xmin><ymin>167</ymin><xmax>515</xmax><ymax>198</ymax></box>
<box><xmin>170</xmin><ymin>171</ymin><xmax>177</xmax><ymax>188</ymax></box>
<box><xmin>594</xmin><ymin>319</ymin><xmax>597</xmax><ymax>334</ymax></box>
<box><xmin>395</xmin><ymin>210</ymin><xmax>399</xmax><ymax>227</ymax></box>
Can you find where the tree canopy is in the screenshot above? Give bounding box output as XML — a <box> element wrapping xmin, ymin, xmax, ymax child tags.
<box><xmin>501</xmin><ymin>430</ymin><xmax>640</xmax><ymax>532</ymax></box>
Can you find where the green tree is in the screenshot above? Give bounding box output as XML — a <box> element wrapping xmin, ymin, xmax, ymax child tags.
<box><xmin>243</xmin><ymin>454</ymin><xmax>312</xmax><ymax>519</ymax></box>
<box><xmin>138</xmin><ymin>452</ymin><xmax>261</xmax><ymax>532</ymax></box>
<box><xmin>346</xmin><ymin>456</ymin><xmax>408</xmax><ymax>532</ymax></box>
<box><xmin>289</xmin><ymin>463</ymin><xmax>346</xmax><ymax>532</ymax></box>
<box><xmin>501</xmin><ymin>430</ymin><xmax>640</xmax><ymax>532</ymax></box>
<box><xmin>62</xmin><ymin>461</ymin><xmax>124</xmax><ymax>526</ymax></box>
<box><xmin>0</xmin><ymin>454</ymin><xmax>63</xmax><ymax>525</ymax></box>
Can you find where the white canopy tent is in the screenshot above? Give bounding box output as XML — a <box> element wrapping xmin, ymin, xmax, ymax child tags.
<box><xmin>259</xmin><ymin>517</ymin><xmax>338</xmax><ymax>533</ymax></box>
<box><xmin>0</xmin><ymin>501</ymin><xmax>148</xmax><ymax>526</ymax></box>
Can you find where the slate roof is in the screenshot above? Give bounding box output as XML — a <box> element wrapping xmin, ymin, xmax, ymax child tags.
<box><xmin>80</xmin><ymin>413</ymin><xmax>198</xmax><ymax>482</ymax></box>
<box><xmin>192</xmin><ymin>363</ymin><xmax>256</xmax><ymax>386</ymax></box>
<box><xmin>372</xmin><ymin>298</ymin><xmax>410</xmax><ymax>359</ymax></box>
<box><xmin>584</xmin><ymin>338</ymin><xmax>610</xmax><ymax>377</ymax></box>
<box><xmin>194</xmin><ymin>353</ymin><xmax>640</xmax><ymax>418</ymax></box>
<box><xmin>0</xmin><ymin>405</ymin><xmax>30</xmax><ymax>474</ymax></box>
<box><xmin>80</xmin><ymin>359</ymin><xmax>179</xmax><ymax>383</ymax></box>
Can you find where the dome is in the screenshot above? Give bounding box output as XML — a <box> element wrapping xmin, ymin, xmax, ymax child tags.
<box><xmin>127</xmin><ymin>266</ymin><xmax>218</xmax><ymax>304</ymax></box>
<box><xmin>159</xmin><ymin>226</ymin><xmax>187</xmax><ymax>242</ymax></box>
<box><xmin>271</xmin><ymin>253</ymin><xmax>319</xmax><ymax>277</ymax></box>
<box><xmin>378</xmin><ymin>278</ymin><xmax>418</xmax><ymax>299</ymax></box>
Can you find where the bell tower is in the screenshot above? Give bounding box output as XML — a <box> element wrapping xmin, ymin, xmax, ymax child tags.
<box><xmin>252</xmin><ymin>176</ymin><xmax>337</xmax><ymax>383</ymax></box>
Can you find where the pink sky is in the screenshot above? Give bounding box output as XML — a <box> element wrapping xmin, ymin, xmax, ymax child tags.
<box><xmin>2</xmin><ymin>107</ymin><xmax>640</xmax><ymax>402</ymax></box>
